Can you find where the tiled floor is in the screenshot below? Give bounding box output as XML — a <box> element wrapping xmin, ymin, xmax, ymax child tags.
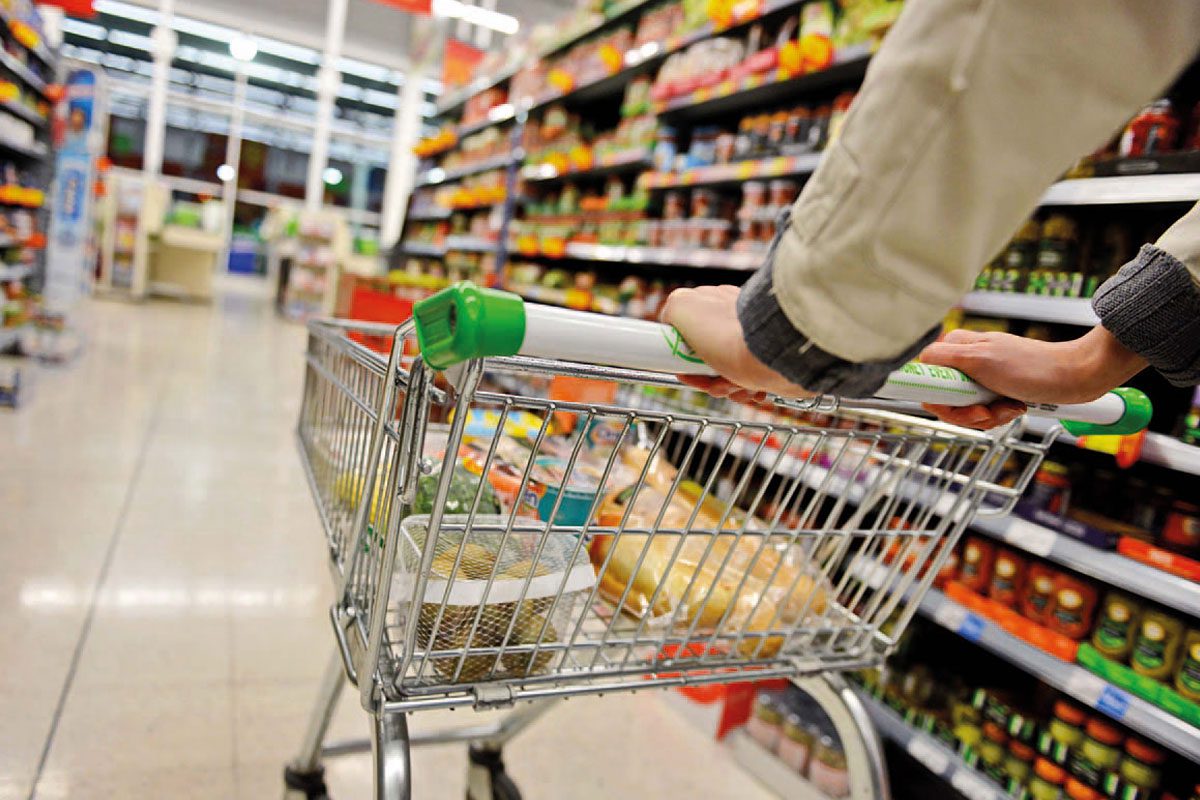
<box><xmin>0</xmin><ymin>278</ymin><xmax>774</xmax><ymax>800</ymax></box>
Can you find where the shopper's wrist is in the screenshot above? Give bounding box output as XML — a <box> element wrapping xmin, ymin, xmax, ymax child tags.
<box><xmin>1066</xmin><ymin>326</ymin><xmax>1148</xmax><ymax>399</ymax></box>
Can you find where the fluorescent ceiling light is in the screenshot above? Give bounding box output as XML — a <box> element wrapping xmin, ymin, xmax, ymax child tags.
<box><xmin>107</xmin><ymin>29</ymin><xmax>152</xmax><ymax>51</ymax></box>
<box><xmin>229</xmin><ymin>35</ymin><xmax>257</xmax><ymax>62</ymax></box>
<box><xmin>93</xmin><ymin>0</ymin><xmax>158</xmax><ymax>24</ymax></box>
<box><xmin>62</xmin><ymin>18</ymin><xmax>107</xmax><ymax>40</ymax></box>
<box><xmin>431</xmin><ymin>0</ymin><xmax>518</xmax><ymax>35</ymax></box>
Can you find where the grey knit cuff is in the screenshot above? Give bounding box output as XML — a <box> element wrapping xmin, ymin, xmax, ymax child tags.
<box><xmin>736</xmin><ymin>209</ymin><xmax>939</xmax><ymax>397</ymax></box>
<box><xmin>1093</xmin><ymin>244</ymin><xmax>1200</xmax><ymax>387</ymax></box>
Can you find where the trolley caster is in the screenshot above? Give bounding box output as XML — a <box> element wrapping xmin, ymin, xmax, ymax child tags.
<box><xmin>466</xmin><ymin>746</ymin><xmax>522</xmax><ymax>800</ymax></box>
<box><xmin>283</xmin><ymin>765</ymin><xmax>330</xmax><ymax>800</ymax></box>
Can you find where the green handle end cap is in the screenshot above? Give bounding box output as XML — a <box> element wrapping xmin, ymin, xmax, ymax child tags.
<box><xmin>413</xmin><ymin>281</ymin><xmax>526</xmax><ymax>370</ymax></box>
<box><xmin>1061</xmin><ymin>387</ymin><xmax>1153</xmax><ymax>437</ymax></box>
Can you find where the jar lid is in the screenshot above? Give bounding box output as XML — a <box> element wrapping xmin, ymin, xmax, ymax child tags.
<box><xmin>1064</xmin><ymin>777</ymin><xmax>1104</xmax><ymax>800</ymax></box>
<box><xmin>1040</xmin><ymin>461</ymin><xmax>1070</xmax><ymax>476</ymax></box>
<box><xmin>1009</xmin><ymin>741</ymin><xmax>1035</xmax><ymax>761</ymax></box>
<box><xmin>1084</xmin><ymin>718</ymin><xmax>1124</xmax><ymax>747</ymax></box>
<box><xmin>1053</xmin><ymin>700</ymin><xmax>1087</xmax><ymax>726</ymax></box>
<box><xmin>1125</xmin><ymin>737</ymin><xmax>1167</xmax><ymax>765</ymax></box>
<box><xmin>982</xmin><ymin>722</ymin><xmax>1008</xmax><ymax>743</ymax></box>
<box><xmin>1034</xmin><ymin>758</ymin><xmax>1067</xmax><ymax>784</ymax></box>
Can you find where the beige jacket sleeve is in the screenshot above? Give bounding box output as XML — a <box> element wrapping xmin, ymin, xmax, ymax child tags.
<box><xmin>736</xmin><ymin>0</ymin><xmax>1200</xmax><ymax>394</ymax></box>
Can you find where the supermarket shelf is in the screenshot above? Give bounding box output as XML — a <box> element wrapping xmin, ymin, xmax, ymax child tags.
<box><xmin>457</xmin><ymin>106</ymin><xmax>518</xmax><ymax>139</ymax></box>
<box><xmin>0</xmin><ymin>136</ymin><xmax>45</xmax><ymax>159</ymax></box>
<box><xmin>0</xmin><ymin>49</ymin><xmax>47</xmax><ymax>96</ymax></box>
<box><xmin>968</xmin><ymin>513</ymin><xmax>1200</xmax><ymax>619</ymax></box>
<box><xmin>399</xmin><ymin>241</ymin><xmax>446</xmax><ymax>258</ymax></box>
<box><xmin>448</xmin><ymin>199</ymin><xmax>506</xmax><ymax>212</ymax></box>
<box><xmin>918</xmin><ymin>588</ymin><xmax>1200</xmax><ymax>762</ymax></box>
<box><xmin>0</xmin><ymin>96</ymin><xmax>44</xmax><ymax>127</ymax></box>
<box><xmin>643</xmin><ymin>153</ymin><xmax>823</xmax><ymax>189</ymax></box>
<box><xmin>0</xmin><ymin>8</ymin><xmax>54</xmax><ymax>64</ymax></box>
<box><xmin>435</xmin><ymin>62</ymin><xmax>522</xmax><ymax>116</ymax></box>
<box><xmin>1024</xmin><ymin>416</ymin><xmax>1200</xmax><ymax>478</ymax></box>
<box><xmin>522</xmin><ymin>150</ymin><xmax>651</xmax><ymax>182</ymax></box>
<box><xmin>557</xmin><ymin>241</ymin><xmax>763</xmax><ymax>270</ymax></box>
<box><xmin>1137</xmin><ymin>434</ymin><xmax>1200</xmax><ymax>476</ymax></box>
<box><xmin>958</xmin><ymin>293</ymin><xmax>1098</xmax><ymax>326</ymax></box>
<box><xmin>443</xmin><ymin>235</ymin><xmax>498</xmax><ymax>253</ymax></box>
<box><xmin>416</xmin><ymin>153</ymin><xmax>517</xmax><ymax>187</ymax></box>
<box><xmin>658</xmin><ymin>55</ymin><xmax>871</xmax><ymax>123</ymax></box>
<box><xmin>855</xmin><ymin>690</ymin><xmax>1009</xmax><ymax>800</ymax></box>
<box><xmin>1040</xmin><ymin>173</ymin><xmax>1200</xmax><ymax>206</ymax></box>
<box><xmin>406</xmin><ymin>208</ymin><xmax>452</xmax><ymax>222</ymax></box>
<box><xmin>729</xmin><ymin>731</ymin><xmax>834</xmax><ymax>800</ymax></box>
<box><xmin>537</xmin><ymin>0</ymin><xmax>658</xmax><ymax>60</ymax></box>
<box><xmin>0</xmin><ymin>264</ymin><xmax>29</xmax><ymax>281</ymax></box>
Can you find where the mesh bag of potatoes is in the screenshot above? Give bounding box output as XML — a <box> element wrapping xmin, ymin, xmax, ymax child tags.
<box><xmin>394</xmin><ymin>515</ymin><xmax>596</xmax><ymax>685</ymax></box>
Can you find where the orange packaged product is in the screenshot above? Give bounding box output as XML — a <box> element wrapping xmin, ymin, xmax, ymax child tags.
<box><xmin>1047</xmin><ymin>573</ymin><xmax>1099</xmax><ymax>640</ymax></box>
<box><xmin>989</xmin><ymin>548</ymin><xmax>1027</xmax><ymax>606</ymax></box>
<box><xmin>1021</xmin><ymin>563</ymin><xmax>1058</xmax><ymax>625</ymax></box>
<box><xmin>959</xmin><ymin>537</ymin><xmax>995</xmax><ymax>593</ymax></box>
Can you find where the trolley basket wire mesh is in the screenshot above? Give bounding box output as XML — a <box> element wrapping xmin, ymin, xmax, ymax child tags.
<box><xmin>295</xmin><ymin>315</ymin><xmax>1079</xmax><ymax>715</ymax></box>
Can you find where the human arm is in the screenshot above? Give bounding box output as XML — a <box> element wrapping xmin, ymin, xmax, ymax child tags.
<box><xmin>664</xmin><ymin>0</ymin><xmax>1200</xmax><ymax>398</ymax></box>
<box><xmin>920</xmin><ymin>200</ymin><xmax>1200</xmax><ymax>429</ymax></box>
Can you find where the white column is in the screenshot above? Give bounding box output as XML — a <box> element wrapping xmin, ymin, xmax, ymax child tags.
<box><xmin>143</xmin><ymin>0</ymin><xmax>176</xmax><ymax>179</ymax></box>
<box><xmin>474</xmin><ymin>0</ymin><xmax>496</xmax><ymax>50</ymax></box>
<box><xmin>379</xmin><ymin>73</ymin><xmax>423</xmax><ymax>249</ymax></box>
<box><xmin>222</xmin><ymin>68</ymin><xmax>248</xmax><ymax>264</ymax></box>
<box><xmin>306</xmin><ymin>0</ymin><xmax>348</xmax><ymax>211</ymax></box>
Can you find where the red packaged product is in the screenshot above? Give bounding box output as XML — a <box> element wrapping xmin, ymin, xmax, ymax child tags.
<box><xmin>1047</xmin><ymin>573</ymin><xmax>1099</xmax><ymax>640</ymax></box>
<box><xmin>989</xmin><ymin>548</ymin><xmax>1027</xmax><ymax>606</ymax></box>
<box><xmin>958</xmin><ymin>537</ymin><xmax>995</xmax><ymax>593</ymax></box>
<box><xmin>1021</xmin><ymin>563</ymin><xmax>1058</xmax><ymax>625</ymax></box>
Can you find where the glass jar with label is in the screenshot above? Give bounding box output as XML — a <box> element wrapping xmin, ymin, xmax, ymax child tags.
<box><xmin>776</xmin><ymin>714</ymin><xmax>814</xmax><ymax>773</ymax></box>
<box><xmin>809</xmin><ymin>736</ymin><xmax>849</xmax><ymax>798</ymax></box>
<box><xmin>1038</xmin><ymin>701</ymin><xmax>1086</xmax><ymax>765</ymax></box>
<box><xmin>1092</xmin><ymin>592</ymin><xmax>1141</xmax><ymax>661</ymax></box>
<box><xmin>1029</xmin><ymin>758</ymin><xmax>1068</xmax><ymax>800</ymax></box>
<box><xmin>1028</xmin><ymin>461</ymin><xmax>1071</xmax><ymax>515</ymax></box>
<box><xmin>1005</xmin><ymin>740</ymin><xmax>1035</xmax><ymax>786</ymax></box>
<box><xmin>746</xmin><ymin>692</ymin><xmax>783</xmax><ymax>751</ymax></box>
<box><xmin>1069</xmin><ymin>718</ymin><xmax>1123</xmax><ymax>787</ymax></box>
<box><xmin>1115</xmin><ymin>737</ymin><xmax>1166</xmax><ymax>791</ymax></box>
<box><xmin>1131</xmin><ymin>610</ymin><xmax>1185</xmax><ymax>681</ymax></box>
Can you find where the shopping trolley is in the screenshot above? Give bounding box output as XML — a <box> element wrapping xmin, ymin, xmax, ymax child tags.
<box><xmin>285</xmin><ymin>282</ymin><xmax>1150</xmax><ymax>800</ymax></box>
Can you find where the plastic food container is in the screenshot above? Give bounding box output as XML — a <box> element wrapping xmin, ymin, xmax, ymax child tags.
<box><xmin>395</xmin><ymin>515</ymin><xmax>597</xmax><ymax>684</ymax></box>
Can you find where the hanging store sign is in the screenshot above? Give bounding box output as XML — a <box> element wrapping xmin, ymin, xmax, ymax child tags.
<box><xmin>442</xmin><ymin>37</ymin><xmax>483</xmax><ymax>88</ymax></box>
<box><xmin>370</xmin><ymin>0</ymin><xmax>433</xmax><ymax>14</ymax></box>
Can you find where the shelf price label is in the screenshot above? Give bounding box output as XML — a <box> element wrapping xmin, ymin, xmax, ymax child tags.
<box><xmin>951</xmin><ymin>769</ymin><xmax>997</xmax><ymax>800</ymax></box>
<box><xmin>1001</xmin><ymin>519</ymin><xmax>1055</xmax><ymax>557</ymax></box>
<box><xmin>933</xmin><ymin>601</ymin><xmax>985</xmax><ymax>642</ymax></box>
<box><xmin>906</xmin><ymin>736</ymin><xmax>950</xmax><ymax>775</ymax></box>
<box><xmin>1096</xmin><ymin>686</ymin><xmax>1130</xmax><ymax>721</ymax></box>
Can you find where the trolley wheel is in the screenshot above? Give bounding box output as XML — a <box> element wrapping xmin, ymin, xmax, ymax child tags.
<box><xmin>466</xmin><ymin>746</ymin><xmax>523</xmax><ymax>800</ymax></box>
<box><xmin>283</xmin><ymin>764</ymin><xmax>330</xmax><ymax>800</ymax></box>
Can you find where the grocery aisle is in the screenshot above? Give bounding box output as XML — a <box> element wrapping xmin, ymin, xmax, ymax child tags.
<box><xmin>0</xmin><ymin>279</ymin><xmax>772</xmax><ymax>800</ymax></box>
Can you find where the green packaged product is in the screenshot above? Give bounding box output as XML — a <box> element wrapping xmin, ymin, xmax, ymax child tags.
<box><xmin>1131</xmin><ymin>610</ymin><xmax>1185</xmax><ymax>681</ymax></box>
<box><xmin>1176</xmin><ymin>629</ymin><xmax>1200</xmax><ymax>702</ymax></box>
<box><xmin>1092</xmin><ymin>592</ymin><xmax>1141</xmax><ymax>661</ymax></box>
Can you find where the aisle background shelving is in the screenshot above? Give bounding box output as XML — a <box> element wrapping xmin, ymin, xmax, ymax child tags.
<box><xmin>855</xmin><ymin>690</ymin><xmax>1009</xmax><ymax>800</ymax></box>
<box><xmin>401</xmin><ymin>11</ymin><xmax>1200</xmax><ymax>788</ymax></box>
<box><xmin>916</xmin><ymin>589</ymin><xmax>1200</xmax><ymax>763</ymax></box>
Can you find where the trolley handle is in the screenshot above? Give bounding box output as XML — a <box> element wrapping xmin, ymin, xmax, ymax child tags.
<box><xmin>413</xmin><ymin>282</ymin><xmax>1151</xmax><ymax>436</ymax></box>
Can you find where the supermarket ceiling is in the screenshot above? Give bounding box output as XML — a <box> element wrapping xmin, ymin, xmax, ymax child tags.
<box><xmin>108</xmin><ymin>0</ymin><xmax>572</xmax><ymax>70</ymax></box>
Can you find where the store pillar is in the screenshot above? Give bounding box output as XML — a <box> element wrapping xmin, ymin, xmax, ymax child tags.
<box><xmin>143</xmin><ymin>0</ymin><xmax>175</xmax><ymax>179</ymax></box>
<box><xmin>306</xmin><ymin>0</ymin><xmax>348</xmax><ymax>211</ymax></box>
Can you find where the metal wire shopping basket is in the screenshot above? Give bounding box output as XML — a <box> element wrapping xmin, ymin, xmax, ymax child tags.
<box><xmin>284</xmin><ymin>283</ymin><xmax>1150</xmax><ymax>800</ymax></box>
